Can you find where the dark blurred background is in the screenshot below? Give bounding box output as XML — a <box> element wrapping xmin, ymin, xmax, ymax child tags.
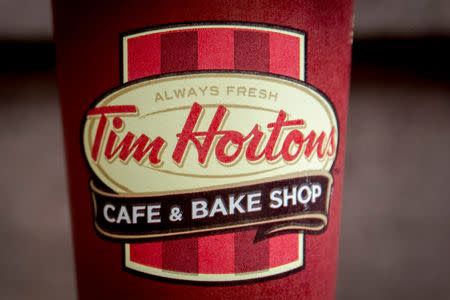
<box><xmin>1</xmin><ymin>1</ymin><xmax>449</xmax><ymax>299</ymax></box>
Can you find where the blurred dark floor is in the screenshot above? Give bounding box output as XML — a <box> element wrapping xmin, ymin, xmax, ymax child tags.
<box><xmin>0</xmin><ymin>55</ymin><xmax>450</xmax><ymax>299</ymax></box>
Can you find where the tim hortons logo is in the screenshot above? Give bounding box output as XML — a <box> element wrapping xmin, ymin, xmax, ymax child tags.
<box><xmin>88</xmin><ymin>100</ymin><xmax>336</xmax><ymax>169</ymax></box>
<box><xmin>84</xmin><ymin>72</ymin><xmax>337</xmax><ymax>194</ymax></box>
<box><xmin>82</xmin><ymin>20</ymin><xmax>337</xmax><ymax>284</ymax></box>
<box><xmin>82</xmin><ymin>71</ymin><xmax>338</xmax><ymax>281</ymax></box>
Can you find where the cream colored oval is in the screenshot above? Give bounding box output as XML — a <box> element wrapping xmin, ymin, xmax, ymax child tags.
<box><xmin>83</xmin><ymin>72</ymin><xmax>338</xmax><ymax>194</ymax></box>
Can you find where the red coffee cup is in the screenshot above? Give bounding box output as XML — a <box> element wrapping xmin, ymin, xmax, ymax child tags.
<box><xmin>53</xmin><ymin>0</ymin><xmax>353</xmax><ymax>299</ymax></box>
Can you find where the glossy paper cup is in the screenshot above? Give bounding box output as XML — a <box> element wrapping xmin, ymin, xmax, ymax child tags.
<box><xmin>53</xmin><ymin>0</ymin><xmax>353</xmax><ymax>299</ymax></box>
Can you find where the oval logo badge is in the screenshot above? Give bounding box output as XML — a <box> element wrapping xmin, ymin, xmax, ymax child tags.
<box><xmin>81</xmin><ymin>23</ymin><xmax>340</xmax><ymax>283</ymax></box>
<box><xmin>83</xmin><ymin>71</ymin><xmax>338</xmax><ymax>195</ymax></box>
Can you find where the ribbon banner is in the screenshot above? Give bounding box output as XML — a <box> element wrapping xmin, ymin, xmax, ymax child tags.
<box><xmin>91</xmin><ymin>171</ymin><xmax>332</xmax><ymax>241</ymax></box>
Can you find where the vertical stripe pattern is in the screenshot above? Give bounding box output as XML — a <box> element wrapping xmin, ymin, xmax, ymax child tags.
<box><xmin>161</xmin><ymin>31</ymin><xmax>198</xmax><ymax>73</ymax></box>
<box><xmin>198</xmin><ymin>29</ymin><xmax>234</xmax><ymax>70</ymax></box>
<box><xmin>269</xmin><ymin>32</ymin><xmax>300</xmax><ymax>79</ymax></box>
<box><xmin>127</xmin><ymin>26</ymin><xmax>302</xmax><ymax>276</ymax></box>
<box><xmin>130</xmin><ymin>241</ymin><xmax>162</xmax><ymax>269</ymax></box>
<box><xmin>233</xmin><ymin>30</ymin><xmax>271</xmax><ymax>272</ymax></box>
<box><xmin>197</xmin><ymin>28</ymin><xmax>236</xmax><ymax>274</ymax></box>
<box><xmin>268</xmin><ymin>32</ymin><xmax>300</xmax><ymax>268</ymax></box>
<box><xmin>127</xmin><ymin>34</ymin><xmax>161</xmax><ymax>80</ymax></box>
<box><xmin>126</xmin><ymin>33</ymin><xmax>163</xmax><ymax>269</ymax></box>
<box><xmin>160</xmin><ymin>30</ymin><xmax>199</xmax><ymax>273</ymax></box>
<box><xmin>234</xmin><ymin>30</ymin><xmax>270</xmax><ymax>71</ymax></box>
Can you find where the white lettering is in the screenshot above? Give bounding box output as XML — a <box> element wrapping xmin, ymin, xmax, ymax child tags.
<box><xmin>229</xmin><ymin>194</ymin><xmax>246</xmax><ymax>214</ymax></box>
<box><xmin>247</xmin><ymin>191</ymin><xmax>262</xmax><ymax>212</ymax></box>
<box><xmin>103</xmin><ymin>204</ymin><xmax>116</xmax><ymax>223</ymax></box>
<box><xmin>209</xmin><ymin>196</ymin><xmax>228</xmax><ymax>217</ymax></box>
<box><xmin>116</xmin><ymin>206</ymin><xmax>131</xmax><ymax>224</ymax></box>
<box><xmin>269</xmin><ymin>188</ymin><xmax>283</xmax><ymax>209</ymax></box>
<box><xmin>192</xmin><ymin>199</ymin><xmax>208</xmax><ymax>219</ymax></box>
<box><xmin>147</xmin><ymin>204</ymin><xmax>161</xmax><ymax>223</ymax></box>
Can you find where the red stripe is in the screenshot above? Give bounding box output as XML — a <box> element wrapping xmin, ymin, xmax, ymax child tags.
<box><xmin>130</xmin><ymin>242</ymin><xmax>162</xmax><ymax>268</ymax></box>
<box><xmin>163</xmin><ymin>237</ymin><xmax>198</xmax><ymax>273</ymax></box>
<box><xmin>126</xmin><ymin>33</ymin><xmax>163</xmax><ymax>269</ymax></box>
<box><xmin>127</xmin><ymin>34</ymin><xmax>161</xmax><ymax>80</ymax></box>
<box><xmin>197</xmin><ymin>28</ymin><xmax>235</xmax><ymax>274</ymax></box>
<box><xmin>269</xmin><ymin>32</ymin><xmax>300</xmax><ymax>79</ymax></box>
<box><xmin>198</xmin><ymin>233</ymin><xmax>235</xmax><ymax>274</ymax></box>
<box><xmin>269</xmin><ymin>234</ymin><xmax>299</xmax><ymax>268</ymax></box>
<box><xmin>161</xmin><ymin>30</ymin><xmax>198</xmax><ymax>73</ymax></box>
<box><xmin>160</xmin><ymin>30</ymin><xmax>200</xmax><ymax>273</ymax></box>
<box><xmin>234</xmin><ymin>230</ymin><xmax>269</xmax><ymax>273</ymax></box>
<box><xmin>198</xmin><ymin>28</ymin><xmax>234</xmax><ymax>70</ymax></box>
<box><xmin>234</xmin><ymin>30</ymin><xmax>270</xmax><ymax>72</ymax></box>
<box><xmin>233</xmin><ymin>30</ymin><xmax>270</xmax><ymax>272</ymax></box>
<box><xmin>268</xmin><ymin>32</ymin><xmax>301</xmax><ymax>268</ymax></box>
